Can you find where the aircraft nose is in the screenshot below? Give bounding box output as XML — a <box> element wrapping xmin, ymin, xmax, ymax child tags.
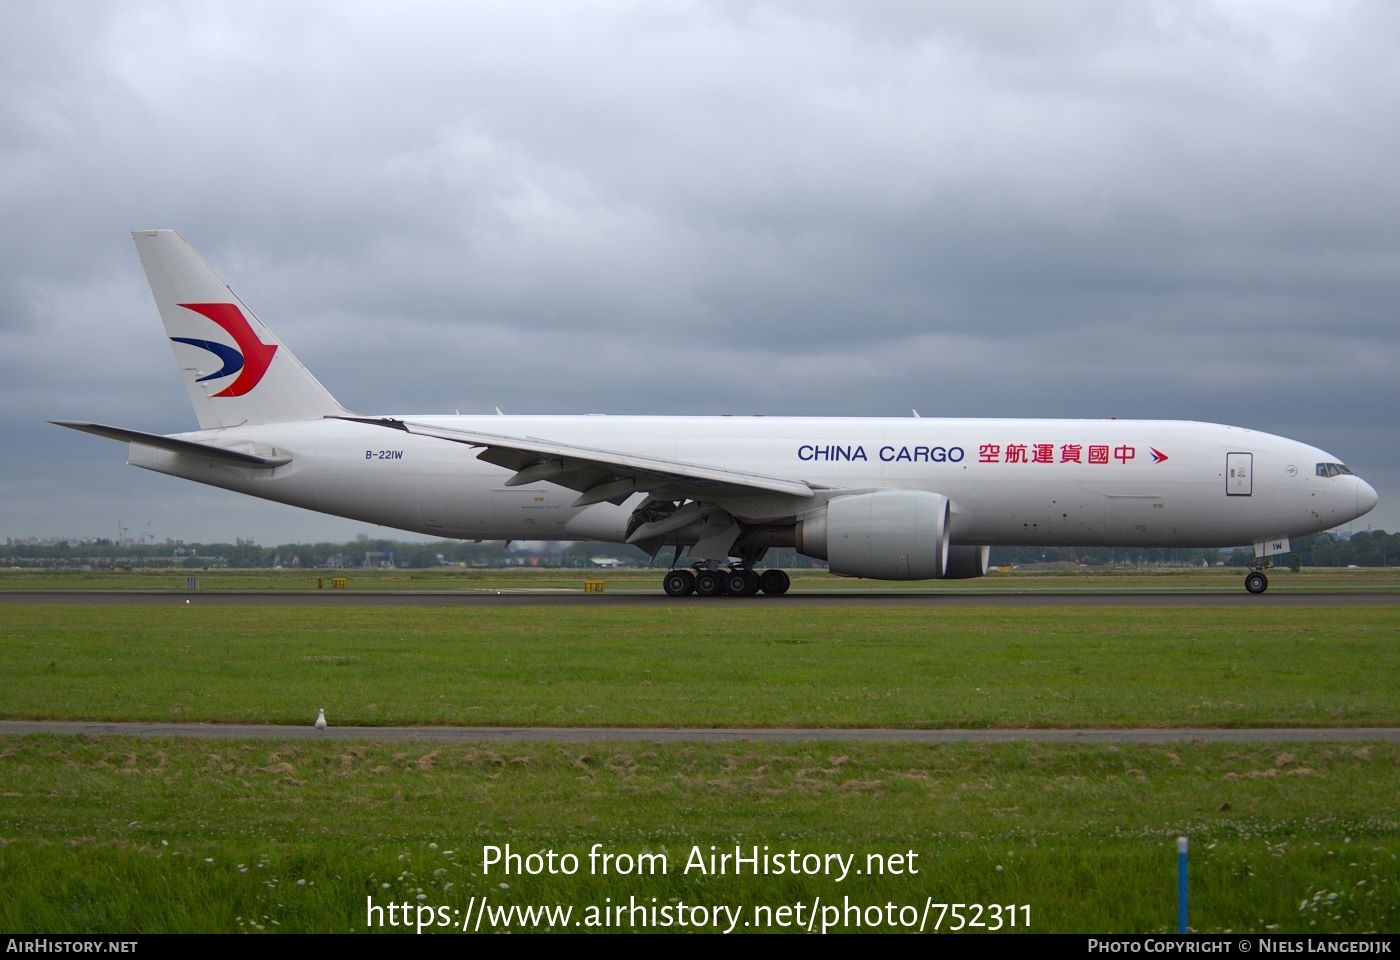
<box><xmin>1357</xmin><ymin>477</ymin><xmax>1379</xmax><ymax>517</ymax></box>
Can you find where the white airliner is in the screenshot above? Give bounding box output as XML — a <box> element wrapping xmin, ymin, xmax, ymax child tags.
<box><xmin>55</xmin><ymin>231</ymin><xmax>1378</xmax><ymax>597</ymax></box>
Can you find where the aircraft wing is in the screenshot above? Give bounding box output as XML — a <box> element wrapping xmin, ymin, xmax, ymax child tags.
<box><xmin>338</xmin><ymin>416</ymin><xmax>817</xmax><ymax>506</ymax></box>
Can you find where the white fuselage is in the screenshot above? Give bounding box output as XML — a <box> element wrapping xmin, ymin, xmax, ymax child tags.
<box><xmin>127</xmin><ymin>415</ymin><xmax>1376</xmax><ymax>549</ymax></box>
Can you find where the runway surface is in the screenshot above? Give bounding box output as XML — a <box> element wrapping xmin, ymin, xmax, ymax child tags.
<box><xmin>3</xmin><ymin>720</ymin><xmax>1396</xmax><ymax>743</ymax></box>
<box><xmin>3</xmin><ymin>589</ymin><xmax>1399</xmax><ymax>607</ymax></box>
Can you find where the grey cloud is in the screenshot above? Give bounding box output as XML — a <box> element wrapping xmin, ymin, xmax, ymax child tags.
<box><xmin>3</xmin><ymin>0</ymin><xmax>1397</xmax><ymax>540</ymax></box>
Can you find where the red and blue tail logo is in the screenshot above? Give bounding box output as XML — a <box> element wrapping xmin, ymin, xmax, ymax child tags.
<box><xmin>170</xmin><ymin>303</ymin><xmax>277</xmax><ymax>397</ymax></box>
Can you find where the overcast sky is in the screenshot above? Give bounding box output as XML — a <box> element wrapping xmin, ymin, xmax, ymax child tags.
<box><xmin>3</xmin><ymin>1</ymin><xmax>1397</xmax><ymax>545</ymax></box>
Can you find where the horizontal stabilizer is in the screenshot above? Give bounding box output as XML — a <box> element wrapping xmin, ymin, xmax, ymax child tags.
<box><xmin>50</xmin><ymin>421</ymin><xmax>291</xmax><ymax>468</ymax></box>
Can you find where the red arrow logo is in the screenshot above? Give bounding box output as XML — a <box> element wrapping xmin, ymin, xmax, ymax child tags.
<box><xmin>178</xmin><ymin>303</ymin><xmax>278</xmax><ymax>397</ymax></box>
<box><xmin>1150</xmin><ymin>447</ymin><xmax>1169</xmax><ymax>464</ymax></box>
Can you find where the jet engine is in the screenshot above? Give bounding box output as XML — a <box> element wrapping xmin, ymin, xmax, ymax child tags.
<box><xmin>796</xmin><ymin>490</ymin><xmax>960</xmax><ymax>580</ymax></box>
<box><xmin>943</xmin><ymin>543</ymin><xmax>991</xmax><ymax>579</ymax></box>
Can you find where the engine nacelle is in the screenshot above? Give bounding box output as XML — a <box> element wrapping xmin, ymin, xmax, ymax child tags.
<box><xmin>943</xmin><ymin>544</ymin><xmax>990</xmax><ymax>580</ymax></box>
<box><xmin>796</xmin><ymin>490</ymin><xmax>950</xmax><ymax>580</ymax></box>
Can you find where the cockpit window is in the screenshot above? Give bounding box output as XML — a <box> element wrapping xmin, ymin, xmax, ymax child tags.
<box><xmin>1315</xmin><ymin>462</ymin><xmax>1354</xmax><ymax>478</ymax></box>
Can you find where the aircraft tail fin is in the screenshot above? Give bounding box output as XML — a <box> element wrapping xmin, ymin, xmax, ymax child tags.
<box><xmin>132</xmin><ymin>229</ymin><xmax>348</xmax><ymax>429</ymax></box>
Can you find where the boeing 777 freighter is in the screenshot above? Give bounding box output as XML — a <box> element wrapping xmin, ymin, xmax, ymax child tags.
<box><xmin>54</xmin><ymin>231</ymin><xmax>1378</xmax><ymax>596</ymax></box>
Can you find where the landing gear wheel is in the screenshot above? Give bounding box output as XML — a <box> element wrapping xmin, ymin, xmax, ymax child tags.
<box><xmin>1244</xmin><ymin>571</ymin><xmax>1269</xmax><ymax>595</ymax></box>
<box><xmin>694</xmin><ymin>570</ymin><xmax>727</xmax><ymax>597</ymax></box>
<box><xmin>725</xmin><ymin>569</ymin><xmax>761</xmax><ymax>596</ymax></box>
<box><xmin>663</xmin><ymin>569</ymin><xmax>695</xmax><ymax>597</ymax></box>
<box><xmin>758</xmin><ymin>569</ymin><xmax>791</xmax><ymax>596</ymax></box>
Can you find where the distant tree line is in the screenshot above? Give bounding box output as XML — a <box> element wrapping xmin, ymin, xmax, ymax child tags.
<box><xmin>4</xmin><ymin>530</ymin><xmax>1393</xmax><ymax>569</ymax></box>
<box><xmin>1</xmin><ymin>538</ymin><xmax>828</xmax><ymax>571</ymax></box>
<box><xmin>986</xmin><ymin>545</ymin><xmax>1221</xmax><ymax>567</ymax></box>
<box><xmin>988</xmin><ymin>530</ymin><xmax>1395</xmax><ymax>569</ymax></box>
<box><xmin>1220</xmin><ymin>529</ymin><xmax>1398</xmax><ymax>569</ymax></box>
<box><xmin>4</xmin><ymin>538</ymin><xmax>534</xmax><ymax>570</ymax></box>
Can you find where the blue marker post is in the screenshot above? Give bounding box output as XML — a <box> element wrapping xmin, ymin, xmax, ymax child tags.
<box><xmin>1177</xmin><ymin>836</ymin><xmax>1189</xmax><ymax>934</ymax></box>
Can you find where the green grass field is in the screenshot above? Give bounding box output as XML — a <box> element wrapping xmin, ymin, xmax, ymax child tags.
<box><xmin>1</xmin><ymin>737</ymin><xmax>1395</xmax><ymax>933</ymax></box>
<box><xmin>1</xmin><ymin>578</ymin><xmax>1397</xmax><ymax>934</ymax></box>
<box><xmin>1</xmin><ymin>604</ymin><xmax>1397</xmax><ymax>727</ymax></box>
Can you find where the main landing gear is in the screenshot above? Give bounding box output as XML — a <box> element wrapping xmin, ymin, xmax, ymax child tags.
<box><xmin>661</xmin><ymin>567</ymin><xmax>791</xmax><ymax>598</ymax></box>
<box><xmin>1244</xmin><ymin>567</ymin><xmax>1269</xmax><ymax>595</ymax></box>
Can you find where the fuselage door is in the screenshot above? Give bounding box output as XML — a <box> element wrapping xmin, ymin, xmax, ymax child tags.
<box><xmin>1226</xmin><ymin>452</ymin><xmax>1253</xmax><ymax>496</ymax></box>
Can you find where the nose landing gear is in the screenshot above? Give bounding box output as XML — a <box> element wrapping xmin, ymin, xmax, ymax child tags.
<box><xmin>1243</xmin><ymin>538</ymin><xmax>1290</xmax><ymax>595</ymax></box>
